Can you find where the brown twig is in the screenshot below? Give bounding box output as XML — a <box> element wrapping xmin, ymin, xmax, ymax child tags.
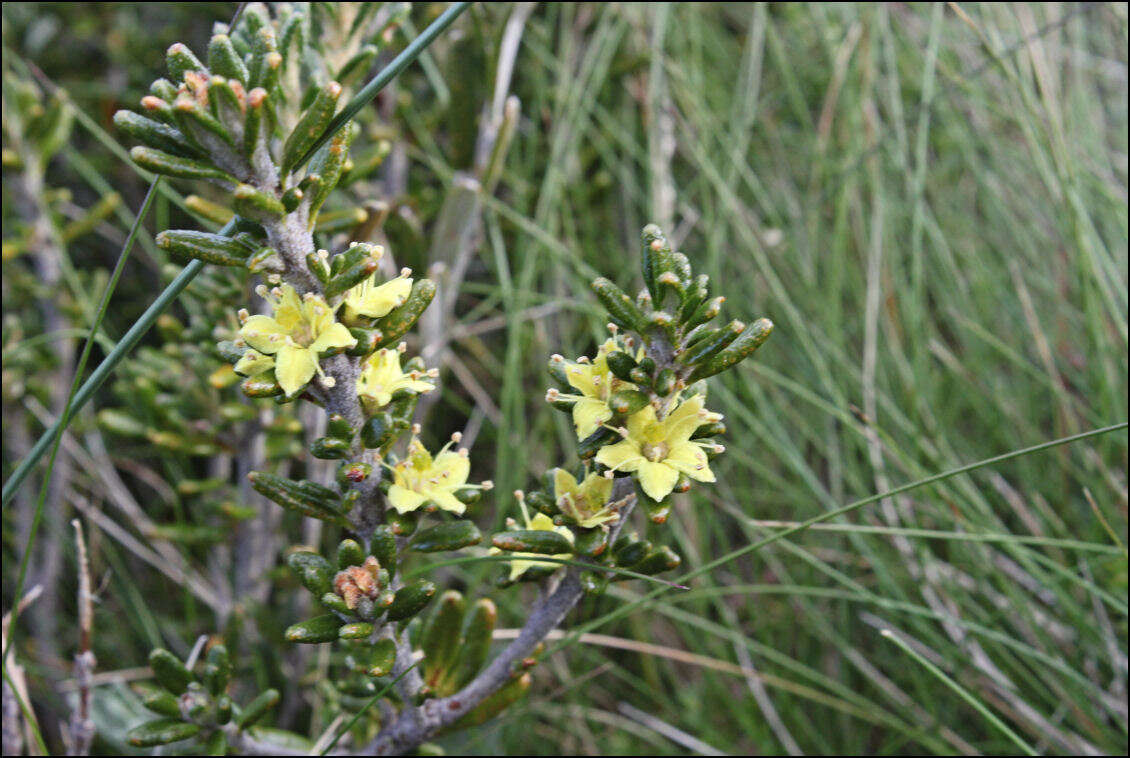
<box><xmin>68</xmin><ymin>520</ymin><xmax>95</xmax><ymax>755</ymax></box>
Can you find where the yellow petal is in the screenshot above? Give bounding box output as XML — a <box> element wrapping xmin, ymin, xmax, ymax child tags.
<box><xmin>233</xmin><ymin>349</ymin><xmax>274</xmax><ymax>377</ymax></box>
<box><xmin>240</xmin><ymin>315</ymin><xmax>288</xmax><ymax>354</ymax></box>
<box><xmin>564</xmin><ymin>362</ymin><xmax>599</xmax><ymax>398</ymax></box>
<box><xmin>358</xmin><ymin>388</ymin><xmax>392</xmax><ymax>410</ymax></box>
<box><xmin>596</xmin><ymin>338</ymin><xmax>619</xmax><ymax>357</ymax></box>
<box><xmin>664</xmin><ymin>441</ymin><xmax>715</xmax><ymax>482</ymax></box>
<box><xmin>306</xmin><ymin>295</ymin><xmax>337</xmax><ymax>335</ymax></box>
<box><xmin>310</xmin><ymin>321</ymin><xmax>357</xmax><ymax>353</ymax></box>
<box><xmin>625</xmin><ymin>404</ymin><xmax>659</xmax><ymax>441</ymax></box>
<box><xmin>272</xmin><ymin>286</ymin><xmax>305</xmax><ymax>331</ymax></box>
<box><xmin>579</xmin><ymin>472</ymin><xmax>613</xmax><ymax>506</ymax></box>
<box><xmin>427</xmin><ymin>490</ymin><xmax>466</xmax><ymax>515</ymax></box>
<box><xmin>578</xmin><ymin>512</ymin><xmax>617</xmax><ymax>529</ymax></box>
<box><xmin>275</xmin><ymin>344</ymin><xmax>318</xmax><ymax>396</ymax></box>
<box><xmin>552</xmin><ymin>468</ymin><xmax>577</xmax><ymax>501</ymax></box>
<box><xmin>663</xmin><ymin>394</ymin><xmax>706</xmax><ymax>444</ymax></box>
<box><xmin>431</xmin><ymin>450</ymin><xmax>470</xmax><ymax>486</ymax></box>
<box><xmin>595</xmin><ymin>439</ymin><xmax>643</xmax><ymax>473</ymax></box>
<box><xmin>352</xmin><ymin>276</ymin><xmax>412</xmax><ymax>318</ymax></box>
<box><xmin>508</xmin><ymin>553</ymin><xmax>540</xmax><ymax>581</ymax></box>
<box><xmin>507</xmin><ymin>549</ymin><xmax>572</xmax><ymax>581</ymax></box>
<box><xmin>528</xmin><ymin>512</ymin><xmax>556</xmax><ymax>531</ymax></box>
<box><xmin>398</xmin><ymin>378</ymin><xmax>436</xmax><ymax>395</ymax></box>
<box><xmin>572</xmin><ymin>397</ymin><xmax>612</xmax><ymax>440</ymax></box>
<box><xmin>636</xmin><ymin>461</ymin><xmax>680</xmax><ymax>501</ymax></box>
<box><xmin>388</xmin><ymin>484</ymin><xmax>427</xmax><ymax>514</ymax></box>
<box><xmin>529</xmin><ymin>513</ymin><xmax>574</xmax><ymax>544</ymax></box>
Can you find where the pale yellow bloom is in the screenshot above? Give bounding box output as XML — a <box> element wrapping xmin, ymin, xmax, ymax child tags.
<box><xmin>341</xmin><ymin>272</ymin><xmax>412</xmax><ymax>322</ymax></box>
<box><xmin>356</xmin><ymin>348</ymin><xmax>435</xmax><ymax>413</ymax></box>
<box><xmin>239</xmin><ymin>285</ymin><xmax>356</xmax><ymax>396</ymax></box>
<box><xmin>387</xmin><ymin>437</ymin><xmax>470</xmax><ymax>515</ymax></box>
<box><xmin>558</xmin><ymin>339</ymin><xmax>637</xmax><ymax>440</ymax></box>
<box><xmin>553</xmin><ymin>468</ymin><xmax>618</xmax><ymax>529</ymax></box>
<box><xmin>595</xmin><ymin>394</ymin><xmax>717</xmax><ymax>501</ymax></box>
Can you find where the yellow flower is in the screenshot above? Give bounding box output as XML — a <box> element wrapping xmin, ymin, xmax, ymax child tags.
<box><xmin>552</xmin><ymin>468</ymin><xmax>618</xmax><ymax>529</ymax></box>
<box><xmin>340</xmin><ymin>271</ymin><xmax>412</xmax><ymax>323</ymax></box>
<box><xmin>356</xmin><ymin>348</ymin><xmax>435</xmax><ymax>413</ymax></box>
<box><xmin>491</xmin><ymin>505</ymin><xmax>574</xmax><ymax>582</ymax></box>
<box><xmin>239</xmin><ymin>285</ymin><xmax>356</xmax><ymax>396</ymax></box>
<box><xmin>556</xmin><ymin>339</ymin><xmax>637</xmax><ymax>440</ymax></box>
<box><xmin>387</xmin><ymin>437</ymin><xmax>470</xmax><ymax>515</ymax></box>
<box><xmin>595</xmin><ymin>394</ymin><xmax>717</xmax><ymax>501</ymax></box>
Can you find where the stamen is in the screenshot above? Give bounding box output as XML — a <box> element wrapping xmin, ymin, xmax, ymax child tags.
<box><xmin>514</xmin><ymin>490</ymin><xmax>530</xmax><ymax>525</ymax></box>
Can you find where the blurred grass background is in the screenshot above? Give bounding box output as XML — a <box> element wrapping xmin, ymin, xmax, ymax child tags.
<box><xmin>2</xmin><ymin>2</ymin><xmax>1127</xmax><ymax>754</ymax></box>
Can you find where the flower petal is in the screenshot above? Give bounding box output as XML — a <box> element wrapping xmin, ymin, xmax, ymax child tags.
<box><xmin>233</xmin><ymin>349</ymin><xmax>274</xmax><ymax>377</ymax></box>
<box><xmin>508</xmin><ymin>553</ymin><xmax>563</xmax><ymax>582</ymax></box>
<box><xmin>388</xmin><ymin>485</ymin><xmax>428</xmax><ymax>514</ymax></box>
<box><xmin>553</xmin><ymin>468</ymin><xmax>577</xmax><ymax>501</ymax></box>
<box><xmin>572</xmin><ymin>397</ymin><xmax>612</xmax><ymax>440</ymax></box>
<box><xmin>240</xmin><ymin>315</ymin><xmax>288</xmax><ymax>354</ymax></box>
<box><xmin>397</xmin><ymin>378</ymin><xmax>436</xmax><ymax>395</ymax></box>
<box><xmin>625</xmin><ymin>404</ymin><xmax>659</xmax><ymax>441</ymax></box>
<box><xmin>578</xmin><ymin>472</ymin><xmax>613</xmax><ymax>508</ymax></box>
<box><xmin>352</xmin><ymin>276</ymin><xmax>412</xmax><ymax>318</ymax></box>
<box><xmin>273</xmin><ymin>286</ymin><xmax>305</xmax><ymax>331</ymax></box>
<box><xmin>664</xmin><ymin>441</ymin><xmax>715</xmax><ymax>482</ymax></box>
<box><xmin>428</xmin><ymin>490</ymin><xmax>466</xmax><ymax>515</ymax></box>
<box><xmin>431</xmin><ymin>450</ymin><xmax>470</xmax><ymax>487</ymax></box>
<box><xmin>311</xmin><ymin>321</ymin><xmax>357</xmax><ymax>353</ymax></box>
<box><xmin>663</xmin><ymin>394</ymin><xmax>707</xmax><ymax>444</ymax></box>
<box><xmin>275</xmin><ymin>344</ymin><xmax>318</xmax><ymax>396</ymax></box>
<box><xmin>636</xmin><ymin>461</ymin><xmax>680</xmax><ymax>501</ymax></box>
<box><xmin>564</xmin><ymin>362</ymin><xmax>599</xmax><ymax>398</ymax></box>
<box><xmin>595</xmin><ymin>439</ymin><xmax>643</xmax><ymax>473</ymax></box>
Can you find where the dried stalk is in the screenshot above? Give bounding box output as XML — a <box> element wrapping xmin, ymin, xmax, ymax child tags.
<box><xmin>68</xmin><ymin>520</ymin><xmax>95</xmax><ymax>756</ymax></box>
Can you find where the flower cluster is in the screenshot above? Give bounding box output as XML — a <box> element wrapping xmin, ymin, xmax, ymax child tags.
<box><xmin>115</xmin><ymin>3</ymin><xmax>775</xmax><ymax>753</ymax></box>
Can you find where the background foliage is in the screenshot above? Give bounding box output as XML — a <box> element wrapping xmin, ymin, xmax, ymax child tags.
<box><xmin>2</xmin><ymin>2</ymin><xmax>1127</xmax><ymax>755</ymax></box>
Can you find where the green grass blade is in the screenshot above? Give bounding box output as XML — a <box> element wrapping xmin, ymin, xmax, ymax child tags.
<box><xmin>880</xmin><ymin>628</ymin><xmax>1038</xmax><ymax>756</ymax></box>
<box><xmin>3</xmin><ymin>179</ymin><xmax>162</xmax><ymax>662</ymax></box>
<box><xmin>548</xmin><ymin>422</ymin><xmax>1128</xmax><ymax>653</ymax></box>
